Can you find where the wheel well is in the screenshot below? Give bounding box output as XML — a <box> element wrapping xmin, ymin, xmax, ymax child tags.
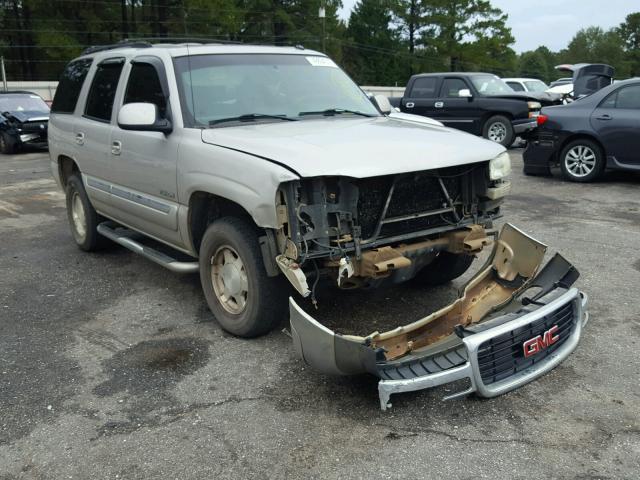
<box><xmin>58</xmin><ymin>155</ymin><xmax>79</xmax><ymax>188</ymax></box>
<box><xmin>482</xmin><ymin>112</ymin><xmax>513</xmax><ymax>125</ymax></box>
<box><xmin>557</xmin><ymin>134</ymin><xmax>606</xmax><ymax>163</ymax></box>
<box><xmin>188</xmin><ymin>191</ymin><xmax>257</xmax><ymax>253</ymax></box>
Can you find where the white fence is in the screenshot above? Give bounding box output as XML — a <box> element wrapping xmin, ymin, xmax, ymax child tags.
<box><xmin>4</xmin><ymin>82</ymin><xmax>406</xmax><ymax>102</ymax></box>
<box><xmin>5</xmin><ymin>81</ymin><xmax>59</xmax><ymax>101</ymax></box>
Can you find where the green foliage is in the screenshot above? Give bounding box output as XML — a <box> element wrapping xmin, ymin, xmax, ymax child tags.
<box><xmin>0</xmin><ymin>0</ymin><xmax>637</xmax><ymax>86</ymax></box>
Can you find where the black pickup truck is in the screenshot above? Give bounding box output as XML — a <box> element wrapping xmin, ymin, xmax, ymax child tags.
<box><xmin>390</xmin><ymin>72</ymin><xmax>561</xmax><ymax>147</ymax></box>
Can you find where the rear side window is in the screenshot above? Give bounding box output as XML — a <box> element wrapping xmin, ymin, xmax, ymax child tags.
<box><xmin>51</xmin><ymin>58</ymin><xmax>93</xmax><ymax>114</ymax></box>
<box><xmin>507</xmin><ymin>81</ymin><xmax>525</xmax><ymax>92</ymax></box>
<box><xmin>124</xmin><ymin>62</ymin><xmax>167</xmax><ymax>118</ymax></box>
<box><xmin>441</xmin><ymin>78</ymin><xmax>468</xmax><ymax>98</ymax></box>
<box><xmin>600</xmin><ymin>85</ymin><xmax>640</xmax><ymax>109</ymax></box>
<box><xmin>84</xmin><ymin>59</ymin><xmax>124</xmax><ymax>122</ymax></box>
<box><xmin>409</xmin><ymin>77</ymin><xmax>437</xmax><ymax>98</ymax></box>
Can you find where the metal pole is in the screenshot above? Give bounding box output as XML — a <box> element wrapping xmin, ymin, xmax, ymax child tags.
<box><xmin>1</xmin><ymin>57</ymin><xmax>7</xmax><ymax>92</ymax></box>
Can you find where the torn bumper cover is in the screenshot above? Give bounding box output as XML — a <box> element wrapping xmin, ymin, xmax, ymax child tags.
<box><xmin>289</xmin><ymin>224</ymin><xmax>589</xmax><ymax>410</ymax></box>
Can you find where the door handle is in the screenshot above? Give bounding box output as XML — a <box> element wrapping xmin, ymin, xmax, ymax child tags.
<box><xmin>75</xmin><ymin>132</ymin><xmax>85</xmax><ymax>145</ymax></box>
<box><xmin>111</xmin><ymin>141</ymin><xmax>122</xmax><ymax>156</ymax></box>
<box><xmin>596</xmin><ymin>114</ymin><xmax>612</xmax><ymax>120</ymax></box>
<box><xmin>435</xmin><ymin>102</ymin><xmax>444</xmax><ymax>108</ymax></box>
<box><xmin>405</xmin><ymin>102</ymin><xmax>415</xmax><ymax>108</ymax></box>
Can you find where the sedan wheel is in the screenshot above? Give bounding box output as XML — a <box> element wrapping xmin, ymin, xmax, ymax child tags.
<box><xmin>564</xmin><ymin>145</ymin><xmax>596</xmax><ymax>178</ymax></box>
<box><xmin>559</xmin><ymin>139</ymin><xmax>604</xmax><ymax>183</ymax></box>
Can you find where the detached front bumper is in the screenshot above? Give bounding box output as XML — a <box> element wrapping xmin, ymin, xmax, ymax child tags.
<box><xmin>376</xmin><ymin>288</ymin><xmax>587</xmax><ymax>409</ymax></box>
<box><xmin>289</xmin><ymin>224</ymin><xmax>589</xmax><ymax>410</ymax></box>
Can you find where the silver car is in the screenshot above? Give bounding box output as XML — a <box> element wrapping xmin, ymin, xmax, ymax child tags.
<box><xmin>49</xmin><ymin>42</ymin><xmax>587</xmax><ymax>409</ymax></box>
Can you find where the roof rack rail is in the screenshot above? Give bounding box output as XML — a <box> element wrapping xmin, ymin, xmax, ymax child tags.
<box><xmin>123</xmin><ymin>36</ymin><xmax>244</xmax><ymax>45</ymax></box>
<box><xmin>82</xmin><ymin>40</ymin><xmax>152</xmax><ymax>56</ymax></box>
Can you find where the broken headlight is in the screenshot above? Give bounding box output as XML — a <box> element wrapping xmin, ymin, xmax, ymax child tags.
<box><xmin>489</xmin><ymin>152</ymin><xmax>511</xmax><ymax>180</ymax></box>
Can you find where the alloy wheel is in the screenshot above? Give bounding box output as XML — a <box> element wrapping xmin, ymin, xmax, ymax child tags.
<box><xmin>564</xmin><ymin>145</ymin><xmax>596</xmax><ymax>178</ymax></box>
<box><xmin>210</xmin><ymin>245</ymin><xmax>249</xmax><ymax>315</ymax></box>
<box><xmin>70</xmin><ymin>192</ymin><xmax>87</xmax><ymax>242</ymax></box>
<box><xmin>487</xmin><ymin>122</ymin><xmax>507</xmax><ymax>143</ymax></box>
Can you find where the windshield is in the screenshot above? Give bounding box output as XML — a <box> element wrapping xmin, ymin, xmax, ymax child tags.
<box><xmin>0</xmin><ymin>94</ymin><xmax>49</xmax><ymax>113</ymax></box>
<box><xmin>470</xmin><ymin>75</ymin><xmax>513</xmax><ymax>95</ymax></box>
<box><xmin>524</xmin><ymin>80</ymin><xmax>549</xmax><ymax>92</ymax></box>
<box><xmin>173</xmin><ymin>54</ymin><xmax>379</xmax><ymax>127</ymax></box>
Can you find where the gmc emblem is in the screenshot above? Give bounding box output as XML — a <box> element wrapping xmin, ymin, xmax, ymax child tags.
<box><xmin>523</xmin><ymin>325</ymin><xmax>560</xmax><ymax>358</ymax></box>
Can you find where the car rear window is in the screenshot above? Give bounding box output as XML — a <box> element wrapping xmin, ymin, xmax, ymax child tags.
<box><xmin>409</xmin><ymin>77</ymin><xmax>437</xmax><ymax>98</ymax></box>
<box><xmin>51</xmin><ymin>58</ymin><xmax>93</xmax><ymax>114</ymax></box>
<box><xmin>600</xmin><ymin>84</ymin><xmax>640</xmax><ymax>109</ymax></box>
<box><xmin>84</xmin><ymin>59</ymin><xmax>125</xmax><ymax>122</ymax></box>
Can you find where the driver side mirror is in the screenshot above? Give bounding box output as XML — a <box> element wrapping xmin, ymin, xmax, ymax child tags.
<box><xmin>458</xmin><ymin>89</ymin><xmax>473</xmax><ymax>98</ymax></box>
<box><xmin>372</xmin><ymin>94</ymin><xmax>393</xmax><ymax>115</ymax></box>
<box><xmin>118</xmin><ymin>102</ymin><xmax>172</xmax><ymax>134</ymax></box>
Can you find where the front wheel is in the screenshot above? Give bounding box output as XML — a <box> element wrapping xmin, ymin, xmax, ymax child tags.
<box><xmin>412</xmin><ymin>252</ymin><xmax>475</xmax><ymax>286</ymax></box>
<box><xmin>482</xmin><ymin>115</ymin><xmax>515</xmax><ymax>147</ymax></box>
<box><xmin>199</xmin><ymin>217</ymin><xmax>288</xmax><ymax>337</ymax></box>
<box><xmin>559</xmin><ymin>139</ymin><xmax>605</xmax><ymax>182</ymax></box>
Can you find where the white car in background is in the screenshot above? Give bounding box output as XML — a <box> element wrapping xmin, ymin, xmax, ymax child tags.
<box><xmin>503</xmin><ymin>77</ymin><xmax>550</xmax><ymax>93</ymax></box>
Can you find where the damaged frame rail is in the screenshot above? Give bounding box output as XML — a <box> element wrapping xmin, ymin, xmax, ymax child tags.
<box><xmin>289</xmin><ymin>224</ymin><xmax>589</xmax><ymax>410</ymax></box>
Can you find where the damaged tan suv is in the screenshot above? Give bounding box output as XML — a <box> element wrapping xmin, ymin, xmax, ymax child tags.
<box><xmin>49</xmin><ymin>41</ymin><xmax>588</xmax><ymax>409</ymax></box>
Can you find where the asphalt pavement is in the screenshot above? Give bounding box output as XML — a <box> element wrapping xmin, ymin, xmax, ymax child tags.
<box><xmin>1</xmin><ymin>149</ymin><xmax>639</xmax><ymax>479</ymax></box>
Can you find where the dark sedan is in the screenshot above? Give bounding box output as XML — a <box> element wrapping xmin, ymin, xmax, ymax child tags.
<box><xmin>0</xmin><ymin>91</ymin><xmax>50</xmax><ymax>154</ymax></box>
<box><xmin>524</xmin><ymin>78</ymin><xmax>640</xmax><ymax>182</ymax></box>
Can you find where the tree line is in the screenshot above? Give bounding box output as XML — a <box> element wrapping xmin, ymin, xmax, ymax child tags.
<box><xmin>1</xmin><ymin>0</ymin><xmax>639</xmax><ymax>85</ymax></box>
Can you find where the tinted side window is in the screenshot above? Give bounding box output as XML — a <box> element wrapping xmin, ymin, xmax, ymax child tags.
<box><xmin>441</xmin><ymin>78</ymin><xmax>468</xmax><ymax>97</ymax></box>
<box><xmin>84</xmin><ymin>60</ymin><xmax>124</xmax><ymax>122</ymax></box>
<box><xmin>507</xmin><ymin>81</ymin><xmax>525</xmax><ymax>92</ymax></box>
<box><xmin>51</xmin><ymin>58</ymin><xmax>93</xmax><ymax>114</ymax></box>
<box><xmin>124</xmin><ymin>62</ymin><xmax>167</xmax><ymax>118</ymax></box>
<box><xmin>409</xmin><ymin>77</ymin><xmax>437</xmax><ymax>98</ymax></box>
<box><xmin>615</xmin><ymin>85</ymin><xmax>640</xmax><ymax>109</ymax></box>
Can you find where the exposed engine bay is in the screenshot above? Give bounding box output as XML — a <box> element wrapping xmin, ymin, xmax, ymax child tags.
<box><xmin>271</xmin><ymin>161</ymin><xmax>510</xmax><ymax>299</ymax></box>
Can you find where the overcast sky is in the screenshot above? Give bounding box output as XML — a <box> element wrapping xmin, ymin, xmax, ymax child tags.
<box><xmin>337</xmin><ymin>0</ymin><xmax>636</xmax><ymax>53</ymax></box>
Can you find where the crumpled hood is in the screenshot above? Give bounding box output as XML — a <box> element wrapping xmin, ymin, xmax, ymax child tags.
<box><xmin>1</xmin><ymin>110</ymin><xmax>49</xmax><ymax>123</ymax></box>
<box><xmin>201</xmin><ymin>116</ymin><xmax>504</xmax><ymax>178</ymax></box>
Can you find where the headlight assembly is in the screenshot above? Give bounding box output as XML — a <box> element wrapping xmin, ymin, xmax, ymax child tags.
<box><xmin>489</xmin><ymin>152</ymin><xmax>512</xmax><ymax>180</ymax></box>
<box><xmin>527</xmin><ymin>101</ymin><xmax>542</xmax><ymax>110</ymax></box>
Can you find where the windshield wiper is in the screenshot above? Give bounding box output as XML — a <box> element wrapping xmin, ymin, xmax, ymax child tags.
<box><xmin>298</xmin><ymin>108</ymin><xmax>376</xmax><ymax>118</ymax></box>
<box><xmin>209</xmin><ymin>114</ymin><xmax>297</xmax><ymax>126</ymax></box>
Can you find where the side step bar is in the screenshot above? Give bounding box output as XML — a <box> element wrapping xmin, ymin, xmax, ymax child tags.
<box><xmin>97</xmin><ymin>222</ymin><xmax>199</xmax><ymax>274</ymax></box>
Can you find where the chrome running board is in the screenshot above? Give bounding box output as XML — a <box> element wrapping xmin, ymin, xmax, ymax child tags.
<box><xmin>97</xmin><ymin>222</ymin><xmax>199</xmax><ymax>274</ymax></box>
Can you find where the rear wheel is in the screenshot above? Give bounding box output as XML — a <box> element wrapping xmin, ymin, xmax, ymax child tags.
<box><xmin>65</xmin><ymin>174</ymin><xmax>107</xmax><ymax>251</ymax></box>
<box><xmin>0</xmin><ymin>132</ymin><xmax>17</xmax><ymax>154</ymax></box>
<box><xmin>199</xmin><ymin>217</ymin><xmax>288</xmax><ymax>337</ymax></box>
<box><xmin>413</xmin><ymin>252</ymin><xmax>475</xmax><ymax>286</ymax></box>
<box><xmin>483</xmin><ymin>115</ymin><xmax>515</xmax><ymax>147</ymax></box>
<box><xmin>560</xmin><ymin>139</ymin><xmax>604</xmax><ymax>182</ymax></box>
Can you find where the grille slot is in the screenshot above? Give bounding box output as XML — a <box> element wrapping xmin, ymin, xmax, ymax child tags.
<box><xmin>476</xmin><ymin>301</ymin><xmax>576</xmax><ymax>385</ymax></box>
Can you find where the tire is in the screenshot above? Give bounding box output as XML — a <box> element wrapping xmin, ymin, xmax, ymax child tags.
<box><xmin>559</xmin><ymin>139</ymin><xmax>604</xmax><ymax>183</ymax></box>
<box><xmin>0</xmin><ymin>132</ymin><xmax>17</xmax><ymax>154</ymax></box>
<box><xmin>65</xmin><ymin>174</ymin><xmax>107</xmax><ymax>251</ymax></box>
<box><xmin>199</xmin><ymin>216</ymin><xmax>288</xmax><ymax>337</ymax></box>
<box><xmin>483</xmin><ymin>115</ymin><xmax>515</xmax><ymax>147</ymax></box>
<box><xmin>413</xmin><ymin>252</ymin><xmax>475</xmax><ymax>286</ymax></box>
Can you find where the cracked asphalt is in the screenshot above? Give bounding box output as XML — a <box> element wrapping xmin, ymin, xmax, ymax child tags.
<box><xmin>1</xmin><ymin>149</ymin><xmax>639</xmax><ymax>479</ymax></box>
